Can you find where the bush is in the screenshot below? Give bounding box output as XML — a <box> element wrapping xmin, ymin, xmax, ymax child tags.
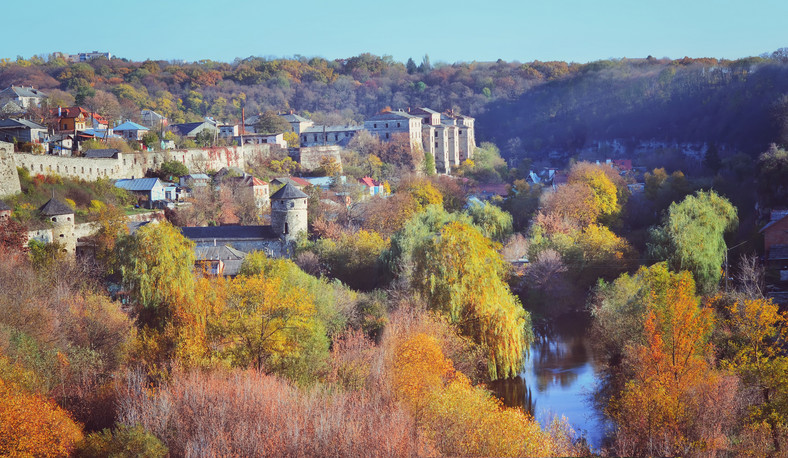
<box><xmin>77</xmin><ymin>424</ymin><xmax>167</xmax><ymax>458</ymax></box>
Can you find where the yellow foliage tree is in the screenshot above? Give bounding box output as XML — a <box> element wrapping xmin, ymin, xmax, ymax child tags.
<box><xmin>391</xmin><ymin>333</ymin><xmax>560</xmax><ymax>457</ymax></box>
<box><xmin>414</xmin><ymin>221</ymin><xmax>531</xmax><ymax>380</ymax></box>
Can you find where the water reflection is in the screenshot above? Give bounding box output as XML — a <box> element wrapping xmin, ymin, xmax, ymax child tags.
<box><xmin>491</xmin><ymin>312</ymin><xmax>612</xmax><ymax>450</ymax></box>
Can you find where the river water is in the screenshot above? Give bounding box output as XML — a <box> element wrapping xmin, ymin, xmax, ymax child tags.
<box><xmin>491</xmin><ymin>311</ymin><xmax>613</xmax><ymax>450</ymax></box>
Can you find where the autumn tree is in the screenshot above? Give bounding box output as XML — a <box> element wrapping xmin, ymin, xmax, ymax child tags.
<box><xmin>413</xmin><ymin>221</ymin><xmax>531</xmax><ymax>380</ymax></box>
<box><xmin>115</xmin><ymin>221</ymin><xmax>195</xmax><ymax>322</ymax></box>
<box><xmin>648</xmin><ymin>190</ymin><xmax>737</xmax><ymax>294</ymax></box>
<box><xmin>0</xmin><ymin>378</ymin><xmax>84</xmax><ymax>456</ymax></box>
<box><xmin>722</xmin><ymin>297</ymin><xmax>788</xmax><ymax>454</ymax></box>
<box><xmin>312</xmin><ymin>229</ymin><xmax>389</xmax><ymax>291</ymax></box>
<box><xmin>254</xmin><ymin>110</ymin><xmax>291</xmax><ymax>134</ymax></box>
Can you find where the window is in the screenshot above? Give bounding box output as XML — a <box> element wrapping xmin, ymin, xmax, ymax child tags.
<box><xmin>397</xmin><ymin>122</ymin><xmax>401</xmax><ymax>127</ymax></box>
<box><xmin>435</xmin><ymin>142</ymin><xmax>438</xmax><ymax>148</ymax></box>
<box><xmin>459</xmin><ymin>130</ymin><xmax>463</xmax><ymax>134</ymax></box>
<box><xmin>51</xmin><ymin>217</ymin><xmax>56</xmax><ymax>222</ymax></box>
<box><xmin>373</xmin><ymin>123</ymin><xmax>377</xmax><ymax>128</ymax></box>
<box><xmin>385</xmin><ymin>133</ymin><xmax>390</xmax><ymax>139</ymax></box>
<box><xmin>385</xmin><ymin>123</ymin><xmax>388</xmax><ymax>128</ymax></box>
<box><xmin>284</xmin><ymin>222</ymin><xmax>289</xmax><ymax>234</ymax></box>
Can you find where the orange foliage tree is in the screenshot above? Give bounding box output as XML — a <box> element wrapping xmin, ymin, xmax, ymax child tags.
<box><xmin>609</xmin><ymin>271</ymin><xmax>735</xmax><ymax>456</ymax></box>
<box><xmin>0</xmin><ymin>378</ymin><xmax>83</xmax><ymax>456</ymax></box>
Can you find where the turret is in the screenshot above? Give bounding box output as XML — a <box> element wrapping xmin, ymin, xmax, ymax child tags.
<box><xmin>269</xmin><ymin>182</ymin><xmax>308</xmax><ymax>242</ymax></box>
<box><xmin>39</xmin><ymin>197</ymin><xmax>75</xmax><ymax>254</ymax></box>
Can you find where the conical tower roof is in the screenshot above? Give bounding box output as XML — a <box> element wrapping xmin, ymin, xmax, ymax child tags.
<box><xmin>270</xmin><ymin>182</ymin><xmax>308</xmax><ymax>200</ymax></box>
<box><xmin>39</xmin><ymin>198</ymin><xmax>73</xmax><ymax>216</ymax></box>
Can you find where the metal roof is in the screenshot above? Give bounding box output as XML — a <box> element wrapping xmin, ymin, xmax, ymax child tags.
<box><xmin>302</xmin><ymin>125</ymin><xmax>363</xmax><ymax>133</ymax></box>
<box><xmin>1</xmin><ymin>86</ymin><xmax>47</xmax><ymax>99</ymax></box>
<box><xmin>0</xmin><ymin>118</ymin><xmax>45</xmax><ymax>130</ymax></box>
<box><xmin>195</xmin><ymin>245</ymin><xmax>248</xmax><ymax>261</ymax></box>
<box><xmin>180</xmin><ymin>225</ymin><xmax>279</xmax><ymax>240</ymax></box>
<box><xmin>113</xmin><ymin>121</ymin><xmax>148</xmax><ymax>131</ymax></box>
<box><xmin>0</xmin><ymin>200</ymin><xmax>10</xmax><ymax>211</ymax></box>
<box><xmin>39</xmin><ymin>198</ymin><xmax>73</xmax><ymax>216</ymax></box>
<box><xmin>83</xmin><ymin>148</ymin><xmax>120</xmax><ymax>158</ymax></box>
<box><xmin>114</xmin><ymin>178</ymin><xmax>162</xmax><ymax>192</ymax></box>
<box><xmin>280</xmin><ymin>113</ymin><xmax>311</xmax><ymax>123</ymax></box>
<box><xmin>270</xmin><ymin>182</ymin><xmax>309</xmax><ymax>200</ymax></box>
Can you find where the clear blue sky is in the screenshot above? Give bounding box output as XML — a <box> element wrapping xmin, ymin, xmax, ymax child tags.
<box><xmin>4</xmin><ymin>0</ymin><xmax>786</xmax><ymax>64</ymax></box>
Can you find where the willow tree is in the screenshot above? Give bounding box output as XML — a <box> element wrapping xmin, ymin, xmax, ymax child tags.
<box><xmin>647</xmin><ymin>190</ymin><xmax>737</xmax><ymax>295</ymax></box>
<box><xmin>115</xmin><ymin>221</ymin><xmax>195</xmax><ymax>324</ymax></box>
<box><xmin>413</xmin><ymin>221</ymin><xmax>531</xmax><ymax>380</ymax></box>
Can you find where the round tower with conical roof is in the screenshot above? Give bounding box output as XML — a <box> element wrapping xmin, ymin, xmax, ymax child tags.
<box><xmin>39</xmin><ymin>197</ymin><xmax>75</xmax><ymax>254</ymax></box>
<box><xmin>270</xmin><ymin>182</ymin><xmax>308</xmax><ymax>242</ymax></box>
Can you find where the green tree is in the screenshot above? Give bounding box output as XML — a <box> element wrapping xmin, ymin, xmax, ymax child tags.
<box><xmin>647</xmin><ymin>190</ymin><xmax>737</xmax><ymax>295</ymax></box>
<box><xmin>157</xmin><ymin>160</ymin><xmax>189</xmax><ymax>180</ymax></box>
<box><xmin>413</xmin><ymin>221</ymin><xmax>532</xmax><ymax>380</ymax></box>
<box><xmin>254</xmin><ymin>111</ymin><xmax>291</xmax><ymax>135</ymax></box>
<box><xmin>466</xmin><ymin>200</ymin><xmax>513</xmax><ymax>242</ymax></box>
<box><xmin>115</xmin><ymin>221</ymin><xmax>195</xmax><ymax>322</ymax></box>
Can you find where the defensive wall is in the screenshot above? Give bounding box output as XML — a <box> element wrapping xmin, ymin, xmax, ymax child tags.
<box><xmin>0</xmin><ymin>141</ymin><xmax>21</xmax><ymax>197</ymax></box>
<box><xmin>12</xmin><ymin>144</ymin><xmax>274</xmax><ymax>182</ymax></box>
<box><xmin>289</xmin><ymin>145</ymin><xmax>343</xmax><ymax>172</ymax></box>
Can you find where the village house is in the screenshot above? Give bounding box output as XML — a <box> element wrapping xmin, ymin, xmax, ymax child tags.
<box><xmin>114</xmin><ymin>177</ymin><xmax>165</xmax><ymax>207</ymax></box>
<box><xmin>761</xmin><ymin>209</ymin><xmax>788</xmax><ymax>284</ymax></box>
<box><xmin>0</xmin><ymin>86</ymin><xmax>47</xmax><ymax>109</ymax></box>
<box><xmin>169</xmin><ymin>121</ymin><xmax>218</xmax><ymax>138</ymax></box>
<box><xmin>364</xmin><ymin>110</ymin><xmax>423</xmax><ymax>147</ymax></box>
<box><xmin>140</xmin><ymin>109</ymin><xmax>167</xmax><ymax>129</ymax></box>
<box><xmin>0</xmin><ymin>118</ymin><xmax>47</xmax><ymax>144</ymax></box>
<box><xmin>279</xmin><ymin>112</ymin><xmax>314</xmax><ymax>134</ymax></box>
<box><xmin>0</xmin><ymin>200</ymin><xmax>11</xmax><ymax>220</ymax></box>
<box><xmin>194</xmin><ymin>245</ymin><xmax>248</xmax><ymax>276</ymax></box>
<box><xmin>113</xmin><ymin>121</ymin><xmax>149</xmax><ymax>141</ymax></box>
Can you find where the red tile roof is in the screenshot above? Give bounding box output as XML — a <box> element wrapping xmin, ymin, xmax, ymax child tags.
<box><xmin>359</xmin><ymin>176</ymin><xmax>378</xmax><ymax>187</ymax></box>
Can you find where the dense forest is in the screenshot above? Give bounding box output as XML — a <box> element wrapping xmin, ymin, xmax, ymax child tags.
<box><xmin>4</xmin><ymin>50</ymin><xmax>788</xmax><ymax>157</ymax></box>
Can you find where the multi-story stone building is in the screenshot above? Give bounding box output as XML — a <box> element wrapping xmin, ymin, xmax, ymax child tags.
<box><xmin>300</xmin><ymin>125</ymin><xmax>363</xmax><ymax>147</ymax></box>
<box><xmin>369</xmin><ymin>107</ymin><xmax>476</xmax><ymax>174</ymax></box>
<box><xmin>364</xmin><ymin>110</ymin><xmax>423</xmax><ymax>148</ymax></box>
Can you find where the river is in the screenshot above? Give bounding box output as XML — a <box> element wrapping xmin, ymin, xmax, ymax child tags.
<box><xmin>491</xmin><ymin>311</ymin><xmax>613</xmax><ymax>451</ymax></box>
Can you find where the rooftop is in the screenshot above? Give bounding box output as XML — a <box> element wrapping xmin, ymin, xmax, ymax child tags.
<box><xmin>302</xmin><ymin>125</ymin><xmax>363</xmax><ymax>133</ymax></box>
<box><xmin>114</xmin><ymin>178</ymin><xmax>162</xmax><ymax>192</ymax></box>
<box><xmin>83</xmin><ymin>148</ymin><xmax>120</xmax><ymax>158</ymax></box>
<box><xmin>0</xmin><ymin>200</ymin><xmax>11</xmax><ymax>212</ymax></box>
<box><xmin>113</xmin><ymin>121</ymin><xmax>149</xmax><ymax>131</ymax></box>
<box><xmin>280</xmin><ymin>113</ymin><xmax>311</xmax><ymax>123</ymax></box>
<box><xmin>270</xmin><ymin>182</ymin><xmax>309</xmax><ymax>200</ymax></box>
<box><xmin>39</xmin><ymin>198</ymin><xmax>73</xmax><ymax>216</ymax></box>
<box><xmin>180</xmin><ymin>225</ymin><xmax>279</xmax><ymax>241</ymax></box>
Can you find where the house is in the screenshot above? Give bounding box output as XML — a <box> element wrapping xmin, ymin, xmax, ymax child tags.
<box><xmin>304</xmin><ymin>176</ymin><xmax>338</xmax><ymax>190</ymax></box>
<box><xmin>83</xmin><ymin>148</ymin><xmax>120</xmax><ymax>159</ymax></box>
<box><xmin>140</xmin><ymin>109</ymin><xmax>167</xmax><ymax>129</ymax></box>
<box><xmin>235</xmin><ymin>132</ymin><xmax>288</xmax><ymax>148</ymax></box>
<box><xmin>50</xmin><ymin>107</ymin><xmax>106</xmax><ymax>131</ymax></box>
<box><xmin>179</xmin><ymin>174</ymin><xmax>211</xmax><ymax>188</ymax></box>
<box><xmin>0</xmin><ymin>100</ymin><xmax>25</xmax><ymax>116</ymax></box>
<box><xmin>279</xmin><ymin>112</ymin><xmax>314</xmax><ymax>134</ymax></box>
<box><xmin>0</xmin><ymin>118</ymin><xmax>47</xmax><ymax>144</ymax></box>
<box><xmin>194</xmin><ymin>245</ymin><xmax>248</xmax><ymax>276</ymax></box>
<box><xmin>0</xmin><ymin>86</ymin><xmax>47</xmax><ymax>109</ymax></box>
<box><xmin>221</xmin><ymin>175</ymin><xmax>270</xmax><ymax>209</ymax></box>
<box><xmin>169</xmin><ymin>121</ymin><xmax>218</xmax><ymax>138</ymax></box>
<box><xmin>219</xmin><ymin>124</ymin><xmax>239</xmax><ymax>139</ymax></box>
<box><xmin>300</xmin><ymin>125</ymin><xmax>362</xmax><ymax>147</ymax></box>
<box><xmin>359</xmin><ymin>176</ymin><xmax>386</xmax><ymax>196</ymax></box>
<box><xmin>113</xmin><ymin>121</ymin><xmax>149</xmax><ymax>141</ymax></box>
<box><xmin>114</xmin><ymin>178</ymin><xmax>165</xmax><ymax>207</ymax></box>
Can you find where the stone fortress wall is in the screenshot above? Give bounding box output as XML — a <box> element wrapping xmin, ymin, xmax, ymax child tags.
<box><xmin>12</xmin><ymin>143</ymin><xmax>274</xmax><ymax>182</ymax></box>
<box><xmin>0</xmin><ymin>141</ymin><xmax>21</xmax><ymax>197</ymax></box>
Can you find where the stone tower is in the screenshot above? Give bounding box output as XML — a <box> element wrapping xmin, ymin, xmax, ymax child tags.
<box><xmin>270</xmin><ymin>182</ymin><xmax>308</xmax><ymax>242</ymax></box>
<box><xmin>39</xmin><ymin>197</ymin><xmax>76</xmax><ymax>255</ymax></box>
<box><xmin>0</xmin><ymin>141</ymin><xmax>21</xmax><ymax>198</ymax></box>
